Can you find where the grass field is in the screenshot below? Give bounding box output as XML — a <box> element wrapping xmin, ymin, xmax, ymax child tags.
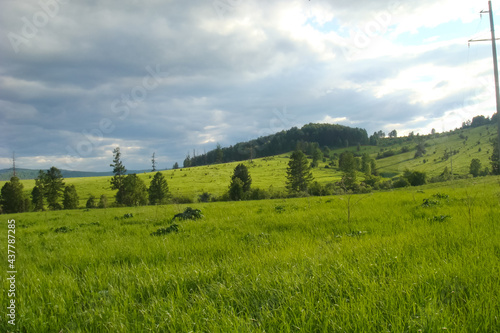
<box><xmin>2</xmin><ymin>176</ymin><xmax>500</xmax><ymax>332</ymax></box>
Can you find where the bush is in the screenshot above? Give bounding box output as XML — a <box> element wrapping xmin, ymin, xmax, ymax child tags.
<box><xmin>198</xmin><ymin>192</ymin><xmax>212</xmax><ymax>203</ymax></box>
<box><xmin>247</xmin><ymin>188</ymin><xmax>270</xmax><ymax>200</ymax></box>
<box><xmin>393</xmin><ymin>177</ymin><xmax>410</xmax><ymax>188</ymax></box>
<box><xmin>379</xmin><ymin>179</ymin><xmax>393</xmax><ymax>190</ymax></box>
<box><xmin>98</xmin><ymin>195</ymin><xmax>108</xmax><ymax>208</ymax></box>
<box><xmin>403</xmin><ymin>169</ymin><xmax>427</xmax><ymax>186</ymax></box>
<box><xmin>150</xmin><ymin>224</ymin><xmax>179</xmax><ymax>236</ymax></box>
<box><xmin>86</xmin><ymin>195</ymin><xmax>97</xmax><ymax>209</ymax></box>
<box><xmin>172</xmin><ymin>207</ymin><xmax>203</xmax><ymax>221</ymax></box>
<box><xmin>171</xmin><ymin>196</ymin><xmax>194</xmax><ymax>204</ymax></box>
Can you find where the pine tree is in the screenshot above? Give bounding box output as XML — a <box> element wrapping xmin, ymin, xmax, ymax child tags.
<box><xmin>0</xmin><ymin>177</ymin><xmax>26</xmax><ymax>213</ymax></box>
<box><xmin>148</xmin><ymin>172</ymin><xmax>170</xmax><ymax>205</ymax></box>
<box><xmin>119</xmin><ymin>174</ymin><xmax>148</xmax><ymax>206</ymax></box>
<box><xmin>63</xmin><ymin>185</ymin><xmax>79</xmax><ymax>209</ymax></box>
<box><xmin>43</xmin><ymin>167</ymin><xmax>65</xmax><ymax>210</ymax></box>
<box><xmin>229</xmin><ymin>164</ymin><xmax>252</xmax><ymax>200</ymax></box>
<box><xmin>110</xmin><ymin>147</ymin><xmax>127</xmax><ymax>204</ymax></box>
<box><xmin>286</xmin><ymin>150</ymin><xmax>314</xmax><ymax>193</ymax></box>
<box><xmin>231</xmin><ymin>164</ymin><xmax>252</xmax><ymax>192</ymax></box>
<box><xmin>215</xmin><ymin>143</ymin><xmax>223</xmax><ymax>163</ymax></box>
<box><xmin>469</xmin><ymin>158</ymin><xmax>482</xmax><ymax>177</ymax></box>
<box><xmin>31</xmin><ymin>170</ymin><xmax>46</xmax><ymax>211</ymax></box>
<box><xmin>229</xmin><ymin>178</ymin><xmax>244</xmax><ymax>201</ymax></box>
<box><xmin>311</xmin><ymin>148</ymin><xmax>323</xmax><ymax>168</ymax></box>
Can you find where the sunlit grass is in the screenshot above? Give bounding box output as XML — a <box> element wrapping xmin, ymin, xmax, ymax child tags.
<box><xmin>1</xmin><ymin>176</ymin><xmax>499</xmax><ymax>332</ymax></box>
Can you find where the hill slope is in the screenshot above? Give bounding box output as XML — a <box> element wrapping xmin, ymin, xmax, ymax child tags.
<box><xmin>1</xmin><ymin>124</ymin><xmax>497</xmax><ymax>207</ymax></box>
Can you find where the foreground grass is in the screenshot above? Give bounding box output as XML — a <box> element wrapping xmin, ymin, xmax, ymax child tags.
<box><xmin>1</xmin><ymin>177</ymin><xmax>499</xmax><ymax>332</ymax></box>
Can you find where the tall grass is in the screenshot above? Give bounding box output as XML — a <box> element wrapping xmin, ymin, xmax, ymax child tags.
<box><xmin>1</xmin><ymin>177</ymin><xmax>499</xmax><ymax>332</ymax></box>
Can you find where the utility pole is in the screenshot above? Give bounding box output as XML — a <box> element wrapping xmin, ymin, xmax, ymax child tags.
<box><xmin>469</xmin><ymin>1</ymin><xmax>500</xmax><ymax>168</ymax></box>
<box><xmin>12</xmin><ymin>152</ymin><xmax>16</xmax><ymax>177</ymax></box>
<box><xmin>450</xmin><ymin>147</ymin><xmax>453</xmax><ymax>180</ymax></box>
<box><xmin>151</xmin><ymin>152</ymin><xmax>156</xmax><ymax>172</ymax></box>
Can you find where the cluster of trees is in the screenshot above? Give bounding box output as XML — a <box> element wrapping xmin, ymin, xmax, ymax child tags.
<box><xmin>109</xmin><ymin>148</ymin><xmax>171</xmax><ymax>207</ymax></box>
<box><xmin>0</xmin><ymin>167</ymin><xmax>80</xmax><ymax>214</ymax></box>
<box><xmin>461</xmin><ymin>114</ymin><xmax>498</xmax><ymax>129</ymax></box>
<box><xmin>182</xmin><ymin>123</ymin><xmax>369</xmax><ymax>167</ymax></box>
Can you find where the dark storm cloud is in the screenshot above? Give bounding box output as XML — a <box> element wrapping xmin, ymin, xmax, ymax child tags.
<box><xmin>0</xmin><ymin>0</ymin><xmax>492</xmax><ymax>170</ymax></box>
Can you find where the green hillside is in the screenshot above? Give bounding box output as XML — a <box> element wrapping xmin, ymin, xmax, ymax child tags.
<box><xmin>1</xmin><ymin>124</ymin><xmax>498</xmax><ymax>206</ymax></box>
<box><xmin>372</xmin><ymin>125</ymin><xmax>496</xmax><ymax>178</ymax></box>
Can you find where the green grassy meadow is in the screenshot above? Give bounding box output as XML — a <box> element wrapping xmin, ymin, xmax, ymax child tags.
<box><xmin>2</xmin><ymin>176</ymin><xmax>500</xmax><ymax>332</ymax></box>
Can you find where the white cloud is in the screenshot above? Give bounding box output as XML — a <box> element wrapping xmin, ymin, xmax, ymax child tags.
<box><xmin>0</xmin><ymin>0</ymin><xmax>497</xmax><ymax>171</ymax></box>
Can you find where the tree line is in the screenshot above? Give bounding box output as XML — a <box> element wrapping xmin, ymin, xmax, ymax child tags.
<box><xmin>1</xmin><ymin>119</ymin><xmax>499</xmax><ymax>213</ymax></box>
<box><xmin>182</xmin><ymin>123</ymin><xmax>369</xmax><ymax>168</ymax></box>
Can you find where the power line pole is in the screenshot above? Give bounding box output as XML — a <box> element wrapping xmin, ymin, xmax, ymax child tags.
<box><xmin>469</xmin><ymin>1</ymin><xmax>500</xmax><ymax>168</ymax></box>
<box><xmin>12</xmin><ymin>152</ymin><xmax>16</xmax><ymax>177</ymax></box>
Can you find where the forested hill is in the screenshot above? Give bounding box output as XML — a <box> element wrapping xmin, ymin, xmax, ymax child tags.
<box><xmin>0</xmin><ymin>168</ymin><xmax>149</xmax><ymax>181</ymax></box>
<box><xmin>185</xmin><ymin>123</ymin><xmax>369</xmax><ymax>167</ymax></box>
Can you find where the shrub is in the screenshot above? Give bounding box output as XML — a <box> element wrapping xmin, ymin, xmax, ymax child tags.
<box><xmin>150</xmin><ymin>224</ymin><xmax>179</xmax><ymax>236</ymax></box>
<box><xmin>171</xmin><ymin>196</ymin><xmax>194</xmax><ymax>204</ymax></box>
<box><xmin>403</xmin><ymin>169</ymin><xmax>427</xmax><ymax>186</ymax></box>
<box><xmin>198</xmin><ymin>192</ymin><xmax>212</xmax><ymax>203</ymax></box>
<box><xmin>172</xmin><ymin>207</ymin><xmax>203</xmax><ymax>221</ymax></box>
<box><xmin>98</xmin><ymin>195</ymin><xmax>108</xmax><ymax>208</ymax></box>
<box><xmin>86</xmin><ymin>195</ymin><xmax>97</xmax><ymax>209</ymax></box>
<box><xmin>393</xmin><ymin>177</ymin><xmax>410</xmax><ymax>188</ymax></box>
<box><xmin>247</xmin><ymin>188</ymin><xmax>270</xmax><ymax>200</ymax></box>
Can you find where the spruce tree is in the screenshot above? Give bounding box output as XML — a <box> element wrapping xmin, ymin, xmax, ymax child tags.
<box><xmin>43</xmin><ymin>167</ymin><xmax>65</xmax><ymax>210</ymax></box>
<box><xmin>119</xmin><ymin>174</ymin><xmax>148</xmax><ymax>206</ymax></box>
<box><xmin>63</xmin><ymin>185</ymin><xmax>79</xmax><ymax>209</ymax></box>
<box><xmin>231</xmin><ymin>164</ymin><xmax>252</xmax><ymax>192</ymax></box>
<box><xmin>0</xmin><ymin>177</ymin><xmax>26</xmax><ymax>213</ymax></box>
<box><xmin>286</xmin><ymin>150</ymin><xmax>314</xmax><ymax>193</ymax></box>
<box><xmin>110</xmin><ymin>147</ymin><xmax>127</xmax><ymax>204</ymax></box>
<box><xmin>148</xmin><ymin>172</ymin><xmax>170</xmax><ymax>205</ymax></box>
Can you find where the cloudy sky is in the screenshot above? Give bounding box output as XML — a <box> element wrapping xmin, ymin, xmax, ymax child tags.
<box><xmin>1</xmin><ymin>0</ymin><xmax>499</xmax><ymax>171</ymax></box>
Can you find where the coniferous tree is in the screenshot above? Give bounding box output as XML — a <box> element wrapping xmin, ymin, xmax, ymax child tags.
<box><xmin>311</xmin><ymin>148</ymin><xmax>323</xmax><ymax>168</ymax></box>
<box><xmin>286</xmin><ymin>150</ymin><xmax>314</xmax><ymax>193</ymax></box>
<box><xmin>148</xmin><ymin>172</ymin><xmax>170</xmax><ymax>205</ymax></box>
<box><xmin>215</xmin><ymin>143</ymin><xmax>223</xmax><ymax>163</ymax></box>
<box><xmin>31</xmin><ymin>186</ymin><xmax>44</xmax><ymax>211</ymax></box>
<box><xmin>63</xmin><ymin>185</ymin><xmax>79</xmax><ymax>210</ymax></box>
<box><xmin>469</xmin><ymin>158</ymin><xmax>482</xmax><ymax>177</ymax></box>
<box><xmin>231</xmin><ymin>164</ymin><xmax>252</xmax><ymax>192</ymax></box>
<box><xmin>229</xmin><ymin>178</ymin><xmax>244</xmax><ymax>201</ymax></box>
<box><xmin>110</xmin><ymin>147</ymin><xmax>127</xmax><ymax>204</ymax></box>
<box><xmin>43</xmin><ymin>167</ymin><xmax>65</xmax><ymax>210</ymax></box>
<box><xmin>31</xmin><ymin>170</ymin><xmax>46</xmax><ymax>211</ymax></box>
<box><xmin>228</xmin><ymin>164</ymin><xmax>252</xmax><ymax>200</ymax></box>
<box><xmin>119</xmin><ymin>174</ymin><xmax>148</xmax><ymax>206</ymax></box>
<box><xmin>339</xmin><ymin>152</ymin><xmax>358</xmax><ymax>190</ymax></box>
<box><xmin>0</xmin><ymin>177</ymin><xmax>26</xmax><ymax>213</ymax></box>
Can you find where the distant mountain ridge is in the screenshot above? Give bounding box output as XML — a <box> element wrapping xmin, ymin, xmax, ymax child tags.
<box><xmin>0</xmin><ymin>168</ymin><xmax>150</xmax><ymax>181</ymax></box>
